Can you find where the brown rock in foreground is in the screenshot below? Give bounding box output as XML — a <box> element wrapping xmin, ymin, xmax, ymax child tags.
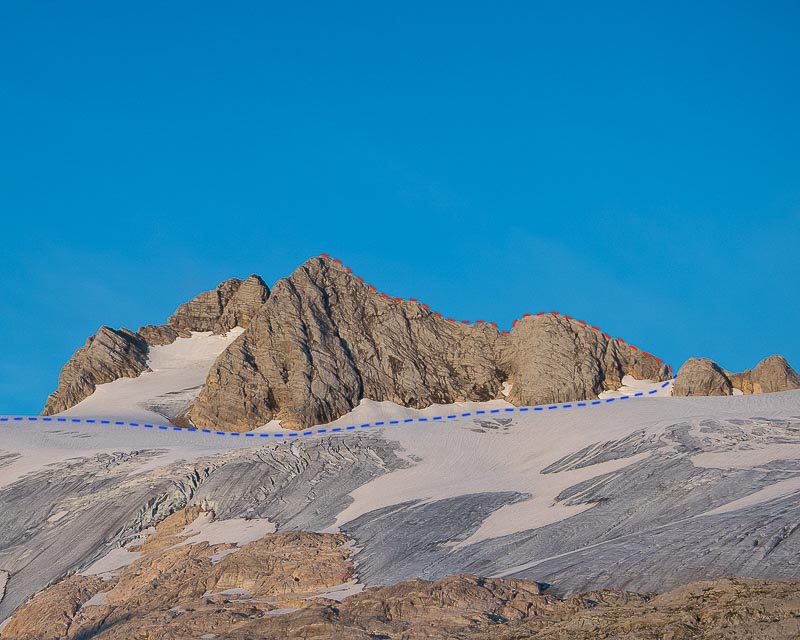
<box><xmin>1</xmin><ymin>508</ymin><xmax>355</xmax><ymax>640</ymax></box>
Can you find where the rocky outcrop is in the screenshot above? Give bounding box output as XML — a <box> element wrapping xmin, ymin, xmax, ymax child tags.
<box><xmin>43</xmin><ymin>275</ymin><xmax>270</xmax><ymax>414</ymax></box>
<box><xmin>728</xmin><ymin>354</ymin><xmax>800</xmax><ymax>395</ymax></box>
<box><xmin>673</xmin><ymin>357</ymin><xmax>734</xmax><ymax>397</ymax></box>
<box><xmin>6</xmin><ymin>535</ymin><xmax>799</xmax><ymax>640</ymax></box>
<box><xmin>42</xmin><ymin>327</ymin><xmax>149</xmax><ymax>415</ymax></box>
<box><xmin>166</xmin><ymin>274</ymin><xmax>269</xmax><ymax>336</ymax></box>
<box><xmin>501</xmin><ymin>314</ymin><xmax>667</xmax><ymax>406</ymax></box>
<box><xmin>0</xmin><ymin>508</ymin><xmax>356</xmax><ymax>640</ymax></box>
<box><xmin>674</xmin><ymin>355</ymin><xmax>800</xmax><ymax>397</ymax></box>
<box><xmin>188</xmin><ymin>257</ymin><xmax>669</xmax><ymax>431</ymax></box>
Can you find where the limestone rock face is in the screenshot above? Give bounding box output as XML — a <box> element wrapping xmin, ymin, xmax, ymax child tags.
<box><xmin>728</xmin><ymin>355</ymin><xmax>800</xmax><ymax>395</ymax></box>
<box><xmin>42</xmin><ymin>327</ymin><xmax>149</xmax><ymax>415</ymax></box>
<box><xmin>674</xmin><ymin>355</ymin><xmax>800</xmax><ymax>397</ymax></box>
<box><xmin>0</xmin><ymin>508</ymin><xmax>356</xmax><ymax>640</ymax></box>
<box><xmin>167</xmin><ymin>274</ymin><xmax>270</xmax><ymax>336</ymax></box>
<box><xmin>42</xmin><ymin>275</ymin><xmax>270</xmax><ymax>415</ymax></box>
<box><xmin>189</xmin><ymin>257</ymin><xmax>669</xmax><ymax>431</ymax></box>
<box><xmin>189</xmin><ymin>257</ymin><xmax>505</xmax><ymax>431</ymax></box>
<box><xmin>502</xmin><ymin>314</ymin><xmax>668</xmax><ymax>406</ymax></box>
<box><xmin>673</xmin><ymin>357</ymin><xmax>733</xmax><ymax>397</ymax></box>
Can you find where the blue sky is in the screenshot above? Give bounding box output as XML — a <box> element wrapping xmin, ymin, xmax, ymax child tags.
<box><xmin>1</xmin><ymin>1</ymin><xmax>798</xmax><ymax>413</ymax></box>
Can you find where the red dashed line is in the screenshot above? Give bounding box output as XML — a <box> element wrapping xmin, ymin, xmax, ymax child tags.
<box><xmin>318</xmin><ymin>254</ymin><xmax>672</xmax><ymax>377</ymax></box>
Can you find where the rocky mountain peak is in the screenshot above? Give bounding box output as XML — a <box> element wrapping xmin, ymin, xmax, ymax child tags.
<box><xmin>43</xmin><ymin>327</ymin><xmax>149</xmax><ymax>415</ymax></box>
<box><xmin>674</xmin><ymin>354</ymin><xmax>800</xmax><ymax>396</ymax></box>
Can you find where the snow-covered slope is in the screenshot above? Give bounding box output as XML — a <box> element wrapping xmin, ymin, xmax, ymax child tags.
<box><xmin>57</xmin><ymin>329</ymin><xmax>243</xmax><ymax>423</ymax></box>
<box><xmin>2</xmin><ymin>389</ymin><xmax>800</xmax><ymax>621</ymax></box>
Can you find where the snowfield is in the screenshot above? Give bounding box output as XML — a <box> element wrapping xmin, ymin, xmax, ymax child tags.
<box><xmin>58</xmin><ymin>329</ymin><xmax>244</xmax><ymax>423</ymax></box>
<box><xmin>2</xmin><ymin>387</ymin><xmax>800</xmax><ymax>621</ymax></box>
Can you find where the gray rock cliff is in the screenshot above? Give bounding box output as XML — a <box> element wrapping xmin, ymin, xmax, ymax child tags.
<box><xmin>188</xmin><ymin>257</ymin><xmax>669</xmax><ymax>431</ymax></box>
<box><xmin>674</xmin><ymin>355</ymin><xmax>800</xmax><ymax>397</ymax></box>
<box><xmin>43</xmin><ymin>327</ymin><xmax>150</xmax><ymax>415</ymax></box>
<box><xmin>673</xmin><ymin>358</ymin><xmax>733</xmax><ymax>397</ymax></box>
<box><xmin>43</xmin><ymin>275</ymin><xmax>269</xmax><ymax>414</ymax></box>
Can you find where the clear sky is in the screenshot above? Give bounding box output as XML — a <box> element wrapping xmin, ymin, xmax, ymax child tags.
<box><xmin>1</xmin><ymin>1</ymin><xmax>798</xmax><ymax>413</ymax></box>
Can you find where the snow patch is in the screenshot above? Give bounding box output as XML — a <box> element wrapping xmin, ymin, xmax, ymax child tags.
<box><xmin>58</xmin><ymin>329</ymin><xmax>243</xmax><ymax>423</ymax></box>
<box><xmin>80</xmin><ymin>548</ymin><xmax>142</xmax><ymax>578</ymax></box>
<box><xmin>46</xmin><ymin>510</ymin><xmax>69</xmax><ymax>524</ymax></box>
<box><xmin>81</xmin><ymin>591</ymin><xmax>109</xmax><ymax>608</ymax></box>
<box><xmin>209</xmin><ymin>548</ymin><xmax>240</xmax><ymax>564</ymax></box>
<box><xmin>599</xmin><ymin>375</ymin><xmax>672</xmax><ymax>399</ymax></box>
<box><xmin>177</xmin><ymin>512</ymin><xmax>275</xmax><ymax>547</ymax></box>
<box><xmin>308</xmin><ymin>579</ymin><xmax>364</xmax><ymax>601</ymax></box>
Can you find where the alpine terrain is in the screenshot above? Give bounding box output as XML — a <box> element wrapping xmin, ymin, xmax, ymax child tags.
<box><xmin>2</xmin><ymin>254</ymin><xmax>800</xmax><ymax>639</ymax></box>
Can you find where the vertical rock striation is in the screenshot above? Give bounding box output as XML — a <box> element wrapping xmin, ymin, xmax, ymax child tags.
<box><xmin>674</xmin><ymin>354</ymin><xmax>800</xmax><ymax>397</ymax></box>
<box><xmin>42</xmin><ymin>327</ymin><xmax>150</xmax><ymax>415</ymax></box>
<box><xmin>188</xmin><ymin>257</ymin><xmax>669</xmax><ymax>431</ymax></box>
<box><xmin>43</xmin><ymin>275</ymin><xmax>269</xmax><ymax>414</ymax></box>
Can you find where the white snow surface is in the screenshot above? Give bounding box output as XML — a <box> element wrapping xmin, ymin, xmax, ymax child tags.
<box><xmin>81</xmin><ymin>591</ymin><xmax>109</xmax><ymax>608</ymax></box>
<box><xmin>58</xmin><ymin>330</ymin><xmax>244</xmax><ymax>423</ymax></box>
<box><xmin>3</xmin><ymin>382</ymin><xmax>800</xmax><ymax>552</ymax></box>
<box><xmin>598</xmin><ymin>374</ymin><xmax>673</xmax><ymax>399</ymax></box>
<box><xmin>80</xmin><ymin>548</ymin><xmax>142</xmax><ymax>578</ymax></box>
<box><xmin>177</xmin><ymin>512</ymin><xmax>276</xmax><ymax>547</ymax></box>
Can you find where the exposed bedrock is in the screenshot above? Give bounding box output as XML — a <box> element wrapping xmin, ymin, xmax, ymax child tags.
<box><xmin>43</xmin><ymin>275</ymin><xmax>269</xmax><ymax>413</ymax></box>
<box><xmin>673</xmin><ymin>357</ymin><xmax>733</xmax><ymax>397</ymax></box>
<box><xmin>675</xmin><ymin>354</ymin><xmax>800</xmax><ymax>397</ymax></box>
<box><xmin>728</xmin><ymin>354</ymin><xmax>800</xmax><ymax>394</ymax></box>
<box><xmin>42</xmin><ymin>327</ymin><xmax>149</xmax><ymax>415</ymax></box>
<box><xmin>189</xmin><ymin>257</ymin><xmax>669</xmax><ymax>431</ymax></box>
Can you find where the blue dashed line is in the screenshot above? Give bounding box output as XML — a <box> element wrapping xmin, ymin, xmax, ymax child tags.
<box><xmin>2</xmin><ymin>377</ymin><xmax>676</xmax><ymax>442</ymax></box>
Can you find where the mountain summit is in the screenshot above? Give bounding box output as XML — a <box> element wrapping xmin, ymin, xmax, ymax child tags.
<box><xmin>43</xmin><ymin>255</ymin><xmax>670</xmax><ymax>430</ymax></box>
<box><xmin>43</xmin><ymin>255</ymin><xmax>799</xmax><ymax>431</ymax></box>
